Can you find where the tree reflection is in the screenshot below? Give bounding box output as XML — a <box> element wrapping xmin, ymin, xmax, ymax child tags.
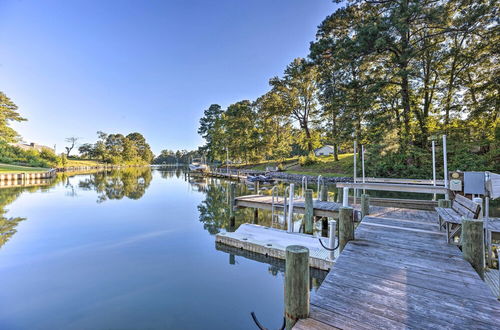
<box><xmin>78</xmin><ymin>167</ymin><xmax>153</xmax><ymax>202</ymax></box>
<box><xmin>0</xmin><ymin>187</ymin><xmax>27</xmax><ymax>248</ymax></box>
<box><xmin>197</xmin><ymin>183</ymin><xmax>230</xmax><ymax>234</ymax></box>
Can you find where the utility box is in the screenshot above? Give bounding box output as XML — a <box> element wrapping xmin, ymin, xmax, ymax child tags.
<box><xmin>464</xmin><ymin>171</ymin><xmax>485</xmax><ymax>195</ymax></box>
<box><xmin>449</xmin><ymin>171</ymin><xmax>463</xmax><ymax>191</ymax></box>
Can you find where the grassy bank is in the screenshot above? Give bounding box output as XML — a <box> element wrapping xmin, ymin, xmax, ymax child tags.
<box><xmin>230</xmin><ymin>153</ymin><xmax>353</xmax><ymax>177</ymax></box>
<box><xmin>0</xmin><ymin>164</ymin><xmax>50</xmax><ymax>173</ymax></box>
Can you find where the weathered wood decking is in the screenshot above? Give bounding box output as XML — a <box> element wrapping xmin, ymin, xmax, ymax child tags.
<box><xmin>294</xmin><ymin>208</ymin><xmax>500</xmax><ymax>329</ymax></box>
<box><xmin>235</xmin><ymin>194</ymin><xmax>341</xmax><ymax>218</ymax></box>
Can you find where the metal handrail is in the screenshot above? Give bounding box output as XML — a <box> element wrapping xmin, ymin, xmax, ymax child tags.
<box><xmin>317</xmin><ymin>175</ymin><xmax>324</xmax><ymax>200</ymax></box>
<box><xmin>301</xmin><ymin>176</ymin><xmax>308</xmax><ymax>197</ymax></box>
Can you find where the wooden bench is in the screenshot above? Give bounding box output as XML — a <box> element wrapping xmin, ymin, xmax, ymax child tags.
<box><xmin>435</xmin><ymin>194</ymin><xmax>481</xmax><ymax>244</ymax></box>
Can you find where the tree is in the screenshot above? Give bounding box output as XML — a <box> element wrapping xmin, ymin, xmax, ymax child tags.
<box><xmin>270</xmin><ymin>58</ymin><xmax>320</xmax><ymax>152</ymax></box>
<box><xmin>0</xmin><ymin>92</ymin><xmax>26</xmax><ymax>142</ymax></box>
<box><xmin>65</xmin><ymin>137</ymin><xmax>79</xmax><ymax>156</ymax></box>
<box><xmin>126</xmin><ymin>132</ymin><xmax>154</xmax><ymax>163</ymax></box>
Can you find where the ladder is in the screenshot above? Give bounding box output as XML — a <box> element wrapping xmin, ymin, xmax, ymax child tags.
<box><xmin>271</xmin><ymin>186</ymin><xmax>287</xmax><ymax>229</ymax></box>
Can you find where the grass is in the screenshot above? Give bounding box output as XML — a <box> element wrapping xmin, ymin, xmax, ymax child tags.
<box><xmin>289</xmin><ymin>153</ymin><xmax>353</xmax><ymax>177</ymax></box>
<box><xmin>65</xmin><ymin>159</ymin><xmax>103</xmax><ymax>167</ymax></box>
<box><xmin>228</xmin><ymin>153</ymin><xmax>354</xmax><ymax>177</ymax></box>
<box><xmin>0</xmin><ymin>163</ymin><xmax>50</xmax><ymax>173</ymax></box>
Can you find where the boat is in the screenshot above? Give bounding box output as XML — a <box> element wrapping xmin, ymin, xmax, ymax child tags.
<box><xmin>245</xmin><ymin>175</ymin><xmax>275</xmax><ymax>185</ymax></box>
<box><xmin>188</xmin><ymin>158</ymin><xmax>209</xmax><ymax>172</ymax></box>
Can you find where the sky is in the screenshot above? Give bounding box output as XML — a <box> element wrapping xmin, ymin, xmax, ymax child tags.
<box><xmin>0</xmin><ymin>0</ymin><xmax>338</xmax><ymax>155</ymax></box>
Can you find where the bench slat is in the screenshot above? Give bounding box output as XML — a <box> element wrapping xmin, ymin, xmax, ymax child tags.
<box><xmin>454</xmin><ymin>194</ymin><xmax>481</xmax><ymax>216</ymax></box>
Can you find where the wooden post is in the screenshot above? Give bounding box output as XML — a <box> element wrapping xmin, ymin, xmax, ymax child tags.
<box><xmin>229</xmin><ymin>183</ymin><xmax>236</xmax><ymax>230</ymax></box>
<box><xmin>285</xmin><ymin>245</ymin><xmax>309</xmax><ymax>329</ymax></box>
<box><xmin>438</xmin><ymin>199</ymin><xmax>452</xmax><ymax>208</ymax></box>
<box><xmin>336</xmin><ymin>187</ymin><xmax>343</xmax><ymax>203</ymax></box>
<box><xmin>361</xmin><ymin>194</ymin><xmax>370</xmax><ymax>219</ymax></box>
<box><xmin>461</xmin><ymin>218</ymin><xmax>484</xmax><ymax>279</ymax></box>
<box><xmin>253</xmin><ymin>208</ymin><xmax>258</xmax><ymax>224</ymax></box>
<box><xmin>339</xmin><ymin>207</ymin><xmax>354</xmax><ymax>252</ymax></box>
<box><xmin>320</xmin><ymin>185</ymin><xmax>328</xmax><ymax>202</ymax></box>
<box><xmin>256</xmin><ymin>181</ymin><xmax>260</xmax><ymax>194</ymax></box>
<box><xmin>304</xmin><ymin>189</ymin><xmax>314</xmax><ymax>234</ymax></box>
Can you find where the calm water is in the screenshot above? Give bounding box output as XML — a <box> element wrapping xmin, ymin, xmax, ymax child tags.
<box><xmin>0</xmin><ymin>168</ymin><xmax>325</xmax><ymax>330</ymax></box>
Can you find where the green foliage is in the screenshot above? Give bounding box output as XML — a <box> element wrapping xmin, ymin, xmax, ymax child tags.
<box><xmin>78</xmin><ymin>131</ymin><xmax>154</xmax><ymax>165</ymax></box>
<box><xmin>197</xmin><ymin>0</ymin><xmax>497</xmax><ymax>178</ymax></box>
<box><xmin>0</xmin><ymin>141</ymin><xmax>57</xmax><ymax>167</ymax></box>
<box><xmin>299</xmin><ymin>152</ymin><xmax>319</xmax><ymax>166</ymax></box>
<box><xmin>0</xmin><ymin>92</ymin><xmax>26</xmax><ymax>143</ymax></box>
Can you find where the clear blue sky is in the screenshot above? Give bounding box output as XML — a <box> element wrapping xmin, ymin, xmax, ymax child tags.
<box><xmin>0</xmin><ymin>0</ymin><xmax>337</xmax><ymax>155</ymax></box>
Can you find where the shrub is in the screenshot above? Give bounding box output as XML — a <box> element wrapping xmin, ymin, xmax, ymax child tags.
<box><xmin>299</xmin><ymin>152</ymin><xmax>318</xmax><ymax>166</ymax></box>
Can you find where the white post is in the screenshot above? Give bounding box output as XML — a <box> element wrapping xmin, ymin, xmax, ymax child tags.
<box><xmin>353</xmin><ymin>141</ymin><xmax>357</xmax><ymax>183</ymax></box>
<box><xmin>443</xmin><ymin>135</ymin><xmax>449</xmax><ymax>199</ymax></box>
<box><xmin>328</xmin><ymin>220</ymin><xmax>336</xmax><ymax>260</ymax></box>
<box><xmin>361</xmin><ymin>145</ymin><xmax>366</xmax><ymax>195</ymax></box>
<box><xmin>353</xmin><ymin>141</ymin><xmax>357</xmax><ymax>204</ymax></box>
<box><xmin>287</xmin><ymin>184</ymin><xmax>295</xmax><ymax>233</ymax></box>
<box><xmin>432</xmin><ymin>141</ymin><xmax>436</xmax><ymax>186</ymax></box>
<box><xmin>361</xmin><ymin>145</ymin><xmax>365</xmax><ymax>183</ymax></box>
<box><xmin>342</xmin><ymin>187</ymin><xmax>349</xmax><ymax>207</ymax></box>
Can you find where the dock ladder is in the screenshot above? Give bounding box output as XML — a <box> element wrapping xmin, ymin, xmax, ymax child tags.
<box><xmin>271</xmin><ymin>186</ymin><xmax>287</xmax><ymax>229</ymax></box>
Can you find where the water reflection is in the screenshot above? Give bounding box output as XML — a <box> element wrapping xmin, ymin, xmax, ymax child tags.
<box><xmin>78</xmin><ymin>167</ymin><xmax>153</xmax><ymax>202</ymax></box>
<box><xmin>0</xmin><ymin>188</ymin><xmax>26</xmax><ymax>249</ymax></box>
<box><xmin>216</xmin><ymin>242</ymin><xmax>327</xmax><ymax>291</ymax></box>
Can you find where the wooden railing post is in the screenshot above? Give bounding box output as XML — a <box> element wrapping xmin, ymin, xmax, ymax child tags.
<box><xmin>304</xmin><ymin>189</ymin><xmax>314</xmax><ymax>234</ymax></box>
<box><xmin>320</xmin><ymin>185</ymin><xmax>328</xmax><ymax>202</ymax></box>
<box><xmin>285</xmin><ymin>245</ymin><xmax>309</xmax><ymax>329</ymax></box>
<box><xmin>339</xmin><ymin>206</ymin><xmax>354</xmax><ymax>252</ymax></box>
<box><xmin>336</xmin><ymin>187</ymin><xmax>343</xmax><ymax>203</ymax></box>
<box><xmin>461</xmin><ymin>218</ymin><xmax>484</xmax><ymax>279</ymax></box>
<box><xmin>361</xmin><ymin>194</ymin><xmax>370</xmax><ymax>219</ymax></box>
<box><xmin>438</xmin><ymin>199</ymin><xmax>452</xmax><ymax>208</ymax></box>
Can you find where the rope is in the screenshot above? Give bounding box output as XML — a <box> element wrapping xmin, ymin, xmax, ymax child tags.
<box><xmin>318</xmin><ymin>237</ymin><xmax>339</xmax><ymax>251</ymax></box>
<box><xmin>250</xmin><ymin>312</ymin><xmax>285</xmax><ymax>330</ymax></box>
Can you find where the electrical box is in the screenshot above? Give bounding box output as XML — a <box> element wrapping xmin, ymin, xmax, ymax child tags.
<box><xmin>464</xmin><ymin>172</ymin><xmax>485</xmax><ymax>195</ymax></box>
<box><xmin>449</xmin><ymin>171</ymin><xmax>463</xmax><ymax>192</ymax></box>
<box><xmin>450</xmin><ymin>179</ymin><xmax>462</xmax><ymax>191</ymax></box>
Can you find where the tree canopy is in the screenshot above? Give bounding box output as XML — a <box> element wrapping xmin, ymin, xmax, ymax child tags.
<box><xmin>197</xmin><ymin>0</ymin><xmax>499</xmax><ymax>176</ymax></box>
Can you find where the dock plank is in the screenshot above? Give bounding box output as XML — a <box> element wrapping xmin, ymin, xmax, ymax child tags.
<box><xmin>295</xmin><ymin>209</ymin><xmax>500</xmax><ymax>329</ymax></box>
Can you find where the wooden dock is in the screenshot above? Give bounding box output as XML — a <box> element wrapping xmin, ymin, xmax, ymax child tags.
<box><xmin>294</xmin><ymin>208</ymin><xmax>500</xmax><ymax>329</ymax></box>
<box><xmin>235</xmin><ymin>194</ymin><xmax>341</xmax><ymax>218</ymax></box>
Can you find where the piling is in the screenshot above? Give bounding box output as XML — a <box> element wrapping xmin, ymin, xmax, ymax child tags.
<box><xmin>304</xmin><ymin>189</ymin><xmax>314</xmax><ymax>234</ymax></box>
<box><xmin>461</xmin><ymin>218</ymin><xmax>484</xmax><ymax>279</ymax></box>
<box><xmin>339</xmin><ymin>207</ymin><xmax>354</xmax><ymax>252</ymax></box>
<box><xmin>285</xmin><ymin>245</ymin><xmax>310</xmax><ymax>329</ymax></box>
<box><xmin>328</xmin><ymin>220</ymin><xmax>336</xmax><ymax>260</ymax></box>
<box><xmin>320</xmin><ymin>185</ymin><xmax>328</xmax><ymax>202</ymax></box>
<box><xmin>229</xmin><ymin>183</ymin><xmax>236</xmax><ymax>229</ymax></box>
<box><xmin>253</xmin><ymin>208</ymin><xmax>259</xmax><ymax>224</ymax></box>
<box><xmin>361</xmin><ymin>194</ymin><xmax>370</xmax><ymax>219</ymax></box>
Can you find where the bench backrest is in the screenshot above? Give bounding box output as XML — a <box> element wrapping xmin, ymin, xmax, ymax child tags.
<box><xmin>452</xmin><ymin>194</ymin><xmax>481</xmax><ymax>219</ymax></box>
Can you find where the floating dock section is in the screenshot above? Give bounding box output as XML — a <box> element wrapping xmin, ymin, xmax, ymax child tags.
<box><xmin>215</xmin><ymin>224</ymin><xmax>335</xmax><ymax>271</ymax></box>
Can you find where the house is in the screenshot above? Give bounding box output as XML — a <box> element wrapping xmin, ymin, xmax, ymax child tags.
<box><xmin>314</xmin><ymin>145</ymin><xmax>335</xmax><ymax>156</ymax></box>
<box><xmin>10</xmin><ymin>142</ymin><xmax>55</xmax><ymax>153</ymax></box>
